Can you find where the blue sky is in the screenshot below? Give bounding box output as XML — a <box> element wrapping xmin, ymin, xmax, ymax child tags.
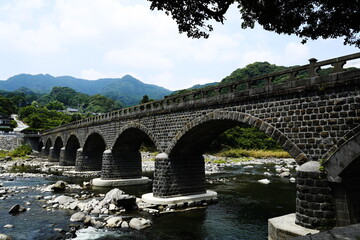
<box><xmin>0</xmin><ymin>0</ymin><xmax>359</xmax><ymax>90</ymax></box>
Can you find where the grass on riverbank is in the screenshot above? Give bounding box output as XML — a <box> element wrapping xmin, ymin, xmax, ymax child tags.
<box><xmin>214</xmin><ymin>148</ymin><xmax>291</xmax><ymax>159</ymax></box>
<box><xmin>0</xmin><ymin>144</ymin><xmax>32</xmax><ymax>158</ymax></box>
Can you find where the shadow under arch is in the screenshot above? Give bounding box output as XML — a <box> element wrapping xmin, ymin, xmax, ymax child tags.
<box><xmin>62</xmin><ymin>135</ymin><xmax>80</xmax><ymax>166</ymax></box>
<box><xmin>322</xmin><ymin>126</ymin><xmax>360</xmax><ymax>226</ymax></box>
<box><xmin>51</xmin><ymin>136</ymin><xmax>63</xmax><ymax>161</ymax></box>
<box><xmin>166</xmin><ymin>111</ymin><xmax>307</xmax><ymax>163</ymax></box>
<box><xmin>38</xmin><ymin>141</ymin><xmax>44</xmax><ymax>152</ymax></box>
<box><xmin>43</xmin><ymin>138</ymin><xmax>52</xmax><ymax>156</ymax></box>
<box><xmin>112</xmin><ymin>122</ymin><xmax>159</xmax><ymax>150</ymax></box>
<box><xmin>77</xmin><ymin>132</ymin><xmax>106</xmax><ymax>171</ymax></box>
<box><xmin>101</xmin><ymin>126</ymin><xmax>157</xmax><ymax>180</ymax></box>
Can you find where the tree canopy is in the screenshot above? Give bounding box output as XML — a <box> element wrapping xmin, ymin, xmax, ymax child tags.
<box><xmin>148</xmin><ymin>0</ymin><xmax>360</xmax><ymax>47</ymax></box>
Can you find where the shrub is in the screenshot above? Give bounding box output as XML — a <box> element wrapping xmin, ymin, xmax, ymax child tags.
<box><xmin>10</xmin><ymin>144</ymin><xmax>32</xmax><ymax>157</ymax></box>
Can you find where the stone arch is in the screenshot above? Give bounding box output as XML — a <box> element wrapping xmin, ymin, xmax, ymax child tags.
<box><xmin>62</xmin><ymin>134</ymin><xmax>81</xmax><ymax>166</ymax></box>
<box><xmin>78</xmin><ymin>132</ymin><xmax>106</xmax><ymax>171</ymax></box>
<box><xmin>166</xmin><ymin>110</ymin><xmax>307</xmax><ymax>164</ymax></box>
<box><xmin>112</xmin><ymin>122</ymin><xmax>159</xmax><ymax>150</ymax></box>
<box><xmin>82</xmin><ymin>130</ymin><xmax>108</xmax><ymax>149</ymax></box>
<box><xmin>323</xmin><ymin>126</ymin><xmax>360</xmax><ymax>181</ymax></box>
<box><xmin>101</xmin><ymin>123</ymin><xmax>157</xmax><ymax>180</ymax></box>
<box><xmin>322</xmin><ymin>127</ymin><xmax>360</xmax><ymax>226</ymax></box>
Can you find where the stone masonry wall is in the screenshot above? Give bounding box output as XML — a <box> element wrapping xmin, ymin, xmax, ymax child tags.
<box><xmin>0</xmin><ymin>135</ymin><xmax>24</xmax><ymax>151</ymax></box>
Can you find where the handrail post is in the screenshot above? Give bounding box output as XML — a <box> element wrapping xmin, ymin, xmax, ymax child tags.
<box><xmin>309</xmin><ymin>58</ymin><xmax>318</xmax><ymax>77</ymax></box>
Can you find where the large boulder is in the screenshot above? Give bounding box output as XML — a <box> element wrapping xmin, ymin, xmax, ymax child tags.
<box><xmin>0</xmin><ymin>233</ymin><xmax>12</xmax><ymax>240</ymax></box>
<box><xmin>129</xmin><ymin>218</ymin><xmax>151</xmax><ymax>230</ymax></box>
<box><xmin>51</xmin><ymin>181</ymin><xmax>67</xmax><ymax>192</ymax></box>
<box><xmin>105</xmin><ymin>217</ymin><xmax>123</xmax><ymax>228</ymax></box>
<box><xmin>70</xmin><ymin>212</ymin><xmax>87</xmax><ymax>222</ymax></box>
<box><xmin>102</xmin><ymin>188</ymin><xmax>136</xmax><ymax>209</ymax></box>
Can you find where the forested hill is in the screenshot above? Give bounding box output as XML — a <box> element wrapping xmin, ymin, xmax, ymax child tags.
<box><xmin>0</xmin><ymin>74</ymin><xmax>171</xmax><ymax>107</ymax></box>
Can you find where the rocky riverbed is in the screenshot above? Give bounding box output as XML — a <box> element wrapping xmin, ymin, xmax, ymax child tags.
<box><xmin>0</xmin><ymin>153</ymin><xmax>298</xmax><ymax>239</ymax></box>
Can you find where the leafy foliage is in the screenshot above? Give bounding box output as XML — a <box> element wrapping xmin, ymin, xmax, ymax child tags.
<box><xmin>0</xmin><ymin>96</ymin><xmax>17</xmax><ymax>117</ymax></box>
<box><xmin>148</xmin><ymin>0</ymin><xmax>360</xmax><ymax>47</ymax></box>
<box><xmin>19</xmin><ymin>105</ymin><xmax>72</xmax><ymax>130</ymax></box>
<box><xmin>210</xmin><ymin>126</ymin><xmax>281</xmax><ymax>151</ymax></box>
<box><xmin>139</xmin><ymin>95</ymin><xmax>154</xmax><ymax>104</ymax></box>
<box><xmin>10</xmin><ymin>144</ymin><xmax>33</xmax><ymax>157</ymax></box>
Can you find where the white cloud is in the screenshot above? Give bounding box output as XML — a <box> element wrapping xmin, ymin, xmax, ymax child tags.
<box><xmin>0</xmin><ymin>0</ymin><xmax>358</xmax><ymax>91</ymax></box>
<box><xmin>284</xmin><ymin>42</ymin><xmax>310</xmax><ymax>64</ymax></box>
<box><xmin>105</xmin><ymin>48</ymin><xmax>174</xmax><ymax>71</ymax></box>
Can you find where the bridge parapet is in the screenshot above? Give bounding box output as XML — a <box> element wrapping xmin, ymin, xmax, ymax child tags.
<box><xmin>43</xmin><ymin>52</ymin><xmax>360</xmax><ymax>135</ymax></box>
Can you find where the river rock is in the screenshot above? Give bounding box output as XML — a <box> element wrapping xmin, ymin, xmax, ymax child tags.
<box><xmin>53</xmin><ymin>195</ymin><xmax>75</xmax><ymax>205</ymax></box>
<box><xmin>0</xmin><ymin>233</ymin><xmax>12</xmax><ymax>240</ymax></box>
<box><xmin>290</xmin><ymin>177</ymin><xmax>296</xmax><ymax>183</ymax></box>
<box><xmin>8</xmin><ymin>204</ymin><xmax>26</xmax><ymax>214</ymax></box>
<box><xmin>279</xmin><ymin>172</ymin><xmax>291</xmax><ymax>178</ymax></box>
<box><xmin>51</xmin><ymin>181</ymin><xmax>67</xmax><ymax>192</ymax></box>
<box><xmin>121</xmin><ymin>221</ymin><xmax>129</xmax><ymax>228</ymax></box>
<box><xmin>105</xmin><ymin>217</ymin><xmax>123</xmax><ymax>228</ymax></box>
<box><xmin>70</xmin><ymin>212</ymin><xmax>87</xmax><ymax>222</ymax></box>
<box><xmin>129</xmin><ymin>218</ymin><xmax>151</xmax><ymax>230</ymax></box>
<box><xmin>3</xmin><ymin>224</ymin><xmax>13</xmax><ymax>229</ymax></box>
<box><xmin>258</xmin><ymin>179</ymin><xmax>270</xmax><ymax>184</ymax></box>
<box><xmin>91</xmin><ymin>219</ymin><xmax>105</xmax><ymax>229</ymax></box>
<box><xmin>102</xmin><ymin>188</ymin><xmax>136</xmax><ymax>209</ymax></box>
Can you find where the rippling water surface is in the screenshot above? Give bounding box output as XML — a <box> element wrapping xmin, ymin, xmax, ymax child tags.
<box><xmin>0</xmin><ymin>162</ymin><xmax>296</xmax><ymax>240</ymax></box>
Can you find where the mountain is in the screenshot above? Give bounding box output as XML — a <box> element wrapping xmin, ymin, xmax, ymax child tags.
<box><xmin>0</xmin><ymin>74</ymin><xmax>172</xmax><ymax>106</ymax></box>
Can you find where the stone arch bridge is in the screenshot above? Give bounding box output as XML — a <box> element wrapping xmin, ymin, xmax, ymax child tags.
<box><xmin>41</xmin><ymin>53</ymin><xmax>360</xmax><ymax>230</ymax></box>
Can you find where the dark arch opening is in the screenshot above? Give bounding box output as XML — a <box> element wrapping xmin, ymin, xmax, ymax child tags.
<box><xmin>324</xmin><ymin>132</ymin><xmax>360</xmax><ymax>227</ymax></box>
<box><xmin>82</xmin><ymin>133</ymin><xmax>106</xmax><ymax>171</ymax></box>
<box><xmin>170</xmin><ymin>120</ymin><xmax>240</xmax><ymax>156</ymax></box>
<box><xmin>44</xmin><ymin>139</ymin><xmax>52</xmax><ymax>156</ymax></box>
<box><xmin>102</xmin><ymin>128</ymin><xmax>155</xmax><ymax>179</ymax></box>
<box><xmin>62</xmin><ymin>135</ymin><xmax>80</xmax><ymax>166</ymax></box>
<box><xmin>332</xmin><ymin>156</ymin><xmax>360</xmax><ymax>226</ymax></box>
<box><xmin>38</xmin><ymin>141</ymin><xmax>44</xmax><ymax>152</ymax></box>
<box><xmin>52</xmin><ymin>137</ymin><xmax>63</xmax><ymax>161</ymax></box>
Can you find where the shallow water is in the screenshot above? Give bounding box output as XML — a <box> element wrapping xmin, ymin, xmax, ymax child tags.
<box><xmin>0</xmin><ymin>162</ymin><xmax>296</xmax><ymax>240</ymax></box>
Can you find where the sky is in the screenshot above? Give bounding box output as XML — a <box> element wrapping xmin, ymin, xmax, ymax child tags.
<box><xmin>0</xmin><ymin>0</ymin><xmax>359</xmax><ymax>91</ymax></box>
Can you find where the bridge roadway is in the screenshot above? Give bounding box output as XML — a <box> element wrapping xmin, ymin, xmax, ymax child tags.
<box><xmin>40</xmin><ymin>52</ymin><xmax>360</xmax><ymax>232</ymax></box>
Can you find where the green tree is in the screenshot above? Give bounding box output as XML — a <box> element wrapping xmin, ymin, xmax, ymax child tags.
<box><xmin>45</xmin><ymin>100</ymin><xmax>65</xmax><ymax>110</ymax></box>
<box><xmin>0</xmin><ymin>97</ymin><xmax>17</xmax><ymax>117</ymax></box>
<box><xmin>86</xmin><ymin>94</ymin><xmax>122</xmax><ymax>113</ymax></box>
<box><xmin>139</xmin><ymin>95</ymin><xmax>154</xmax><ymax>104</ymax></box>
<box><xmin>148</xmin><ymin>0</ymin><xmax>360</xmax><ymax>47</ymax></box>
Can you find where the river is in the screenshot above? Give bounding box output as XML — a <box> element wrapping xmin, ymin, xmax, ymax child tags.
<box><xmin>0</xmin><ymin>160</ymin><xmax>296</xmax><ymax>240</ymax></box>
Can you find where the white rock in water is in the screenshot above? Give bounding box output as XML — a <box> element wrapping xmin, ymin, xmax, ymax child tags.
<box><xmin>290</xmin><ymin>177</ymin><xmax>296</xmax><ymax>183</ymax></box>
<box><xmin>3</xmin><ymin>224</ymin><xmax>14</xmax><ymax>229</ymax></box>
<box><xmin>129</xmin><ymin>217</ymin><xmax>152</xmax><ymax>230</ymax></box>
<box><xmin>279</xmin><ymin>172</ymin><xmax>291</xmax><ymax>178</ymax></box>
<box><xmin>0</xmin><ymin>233</ymin><xmax>12</xmax><ymax>240</ymax></box>
<box><xmin>70</xmin><ymin>212</ymin><xmax>87</xmax><ymax>222</ymax></box>
<box><xmin>105</xmin><ymin>217</ymin><xmax>123</xmax><ymax>228</ymax></box>
<box><xmin>264</xmin><ymin>172</ymin><xmax>271</xmax><ymax>176</ymax></box>
<box><xmin>258</xmin><ymin>179</ymin><xmax>270</xmax><ymax>184</ymax></box>
<box><xmin>53</xmin><ymin>195</ymin><xmax>75</xmax><ymax>205</ymax></box>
